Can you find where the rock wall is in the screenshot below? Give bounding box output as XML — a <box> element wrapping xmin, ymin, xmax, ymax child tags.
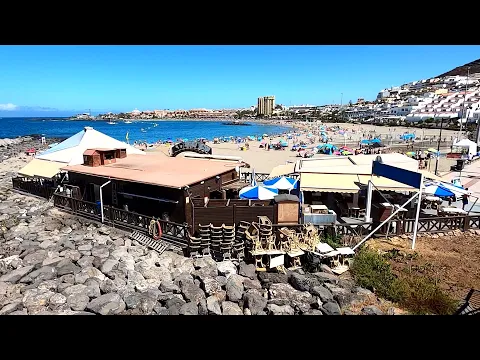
<box><xmin>0</xmin><ymin>157</ymin><xmax>399</xmax><ymax>315</ymax></box>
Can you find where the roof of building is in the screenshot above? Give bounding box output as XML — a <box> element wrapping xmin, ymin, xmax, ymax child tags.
<box><xmin>35</xmin><ymin>126</ymin><xmax>144</xmax><ymax>165</ymax></box>
<box><xmin>62</xmin><ymin>154</ymin><xmax>239</xmax><ymax>189</ymax></box>
<box><xmin>18</xmin><ymin>159</ymin><xmax>66</xmax><ymax>179</ymax></box>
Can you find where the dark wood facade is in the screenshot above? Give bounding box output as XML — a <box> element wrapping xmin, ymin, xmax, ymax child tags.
<box><xmin>66</xmin><ymin>167</ymin><xmax>239</xmax><ymax>226</ymax></box>
<box><xmin>189</xmin><ymin>198</ymin><xmax>277</xmax><ymax>234</ymax></box>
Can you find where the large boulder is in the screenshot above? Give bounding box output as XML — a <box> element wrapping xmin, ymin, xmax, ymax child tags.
<box><xmin>86</xmin><ymin>293</ymin><xmax>126</xmax><ymax>315</ymax></box>
<box><xmin>244</xmin><ymin>291</ymin><xmax>267</xmax><ymax>315</ymax></box>
<box><xmin>225</xmin><ymin>274</ymin><xmax>244</xmax><ymax>302</ymax></box>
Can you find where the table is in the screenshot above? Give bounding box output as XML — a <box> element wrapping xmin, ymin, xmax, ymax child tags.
<box><xmin>347</xmin><ymin>202</ymin><xmax>361</xmax><ymax>218</ymax></box>
<box><xmin>439</xmin><ymin>207</ymin><xmax>467</xmax><ymax>215</ymax></box>
<box><xmin>425</xmin><ymin>196</ymin><xmax>441</xmax><ymax>202</ymax></box>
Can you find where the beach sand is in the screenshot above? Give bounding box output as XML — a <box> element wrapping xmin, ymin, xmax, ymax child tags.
<box><xmin>150</xmin><ymin>121</ymin><xmax>461</xmax><ymax>176</ymax></box>
<box><xmin>0</xmin><ymin>121</ymin><xmax>461</xmax><ymax>180</ymax></box>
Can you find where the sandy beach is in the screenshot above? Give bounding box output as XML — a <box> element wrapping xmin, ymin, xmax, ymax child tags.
<box><xmin>151</xmin><ymin>121</ymin><xmax>461</xmax><ymax>176</ymax></box>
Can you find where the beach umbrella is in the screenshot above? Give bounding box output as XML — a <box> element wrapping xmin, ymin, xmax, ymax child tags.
<box><xmin>239</xmin><ymin>185</ymin><xmax>279</xmax><ymax>200</ymax></box>
<box><xmin>371</xmin><ymin>138</ymin><xmax>381</xmax><ymax>143</ymax></box>
<box><xmin>423</xmin><ymin>184</ymin><xmax>455</xmax><ymax>197</ymax></box>
<box><xmin>279</xmin><ymin>140</ymin><xmax>288</xmax><ymax>147</ymax></box>
<box><xmin>263</xmin><ymin>176</ymin><xmax>299</xmax><ymax>191</ymax></box>
<box><xmin>405</xmin><ymin>151</ymin><xmax>416</xmax><ymax>157</ymax></box>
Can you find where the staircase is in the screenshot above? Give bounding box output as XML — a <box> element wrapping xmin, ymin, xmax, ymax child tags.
<box><xmin>129</xmin><ymin>231</ymin><xmax>169</xmax><ymax>255</ymax></box>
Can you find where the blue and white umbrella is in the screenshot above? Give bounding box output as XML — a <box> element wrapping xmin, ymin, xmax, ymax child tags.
<box><xmin>423</xmin><ymin>184</ymin><xmax>455</xmax><ymax>197</ymax></box>
<box><xmin>263</xmin><ymin>176</ymin><xmax>299</xmax><ymax>191</ymax></box>
<box><xmin>239</xmin><ymin>185</ymin><xmax>279</xmax><ymax>200</ymax></box>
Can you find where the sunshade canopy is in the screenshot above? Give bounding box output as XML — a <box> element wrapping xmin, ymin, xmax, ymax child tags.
<box><xmin>423</xmin><ymin>184</ymin><xmax>455</xmax><ymax>197</ymax></box>
<box><xmin>263</xmin><ymin>176</ymin><xmax>299</xmax><ymax>190</ymax></box>
<box><xmin>18</xmin><ymin>159</ymin><xmax>66</xmax><ymax>179</ymax></box>
<box><xmin>35</xmin><ymin>126</ymin><xmax>145</xmax><ymax>165</ymax></box>
<box><xmin>239</xmin><ymin>185</ymin><xmax>279</xmax><ymax>200</ymax></box>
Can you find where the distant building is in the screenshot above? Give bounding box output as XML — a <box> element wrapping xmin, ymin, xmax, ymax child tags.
<box><xmin>257</xmin><ymin>96</ymin><xmax>275</xmax><ymax>116</ymax></box>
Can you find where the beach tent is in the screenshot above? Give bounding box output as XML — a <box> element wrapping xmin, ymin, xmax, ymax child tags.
<box><xmin>453</xmin><ymin>138</ymin><xmax>477</xmax><ymax>158</ymax></box>
<box><xmin>360</xmin><ymin>139</ymin><xmax>371</xmax><ymax>145</ymax></box>
<box><xmin>263</xmin><ymin>176</ymin><xmax>299</xmax><ymax>191</ymax></box>
<box><xmin>400</xmin><ymin>133</ymin><xmax>415</xmax><ymax>141</ymax></box>
<box><xmin>239</xmin><ymin>184</ymin><xmax>279</xmax><ymax>200</ymax></box>
<box><xmin>279</xmin><ymin>139</ymin><xmax>288</xmax><ymax>147</ymax></box>
<box><xmin>35</xmin><ymin>126</ymin><xmax>145</xmax><ymax>165</ymax></box>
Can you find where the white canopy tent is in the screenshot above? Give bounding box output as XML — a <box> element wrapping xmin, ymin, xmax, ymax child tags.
<box><xmin>18</xmin><ymin>126</ymin><xmax>145</xmax><ymax>179</ymax></box>
<box><xmin>35</xmin><ymin>126</ymin><xmax>145</xmax><ymax>165</ymax></box>
<box><xmin>453</xmin><ymin>138</ymin><xmax>478</xmax><ymax>159</ymax></box>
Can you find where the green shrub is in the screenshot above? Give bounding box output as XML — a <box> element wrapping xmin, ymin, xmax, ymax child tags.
<box><xmin>351</xmin><ymin>248</ymin><xmax>404</xmax><ymax>302</ymax></box>
<box><xmin>400</xmin><ymin>272</ymin><xmax>458</xmax><ymax>315</ymax></box>
<box><xmin>323</xmin><ymin>234</ymin><xmax>342</xmax><ymax>249</ymax></box>
<box><xmin>350</xmin><ymin>248</ymin><xmax>458</xmax><ymax>315</ymax></box>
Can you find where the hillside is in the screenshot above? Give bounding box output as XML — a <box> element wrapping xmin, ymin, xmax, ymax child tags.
<box><xmin>437</xmin><ymin>58</ymin><xmax>480</xmax><ymax>78</ymax></box>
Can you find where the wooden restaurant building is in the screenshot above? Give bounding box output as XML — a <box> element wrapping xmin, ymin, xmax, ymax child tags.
<box><xmin>59</xmin><ymin>149</ymin><xmax>242</xmax><ymax>225</ymax></box>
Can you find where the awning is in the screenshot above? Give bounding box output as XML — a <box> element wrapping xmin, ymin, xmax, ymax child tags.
<box><xmin>17</xmin><ymin>158</ymin><xmax>66</xmax><ymax>179</ymax></box>
<box><xmin>300</xmin><ymin>173</ymin><xmax>360</xmax><ymax>193</ymax></box>
<box><xmin>268</xmin><ymin>162</ymin><xmax>296</xmax><ymax>179</ymax></box>
<box><xmin>418</xmin><ymin>170</ymin><xmax>443</xmax><ymax>182</ymax></box>
<box><xmin>357</xmin><ymin>175</ymin><xmax>415</xmax><ymax>192</ymax></box>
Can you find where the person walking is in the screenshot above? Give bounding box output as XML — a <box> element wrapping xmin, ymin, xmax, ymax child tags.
<box><xmin>462</xmin><ymin>189</ymin><xmax>470</xmax><ymax>210</ymax></box>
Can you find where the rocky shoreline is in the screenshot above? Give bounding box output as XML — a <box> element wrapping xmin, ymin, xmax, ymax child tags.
<box><xmin>0</xmin><ymin>190</ymin><xmax>399</xmax><ymax>315</ymax></box>
<box><xmin>0</xmin><ymin>135</ymin><xmax>65</xmax><ymax>164</ymax></box>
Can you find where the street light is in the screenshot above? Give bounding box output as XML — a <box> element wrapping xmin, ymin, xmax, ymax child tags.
<box><xmin>458</xmin><ymin>66</ymin><xmax>471</xmax><ymax>139</ymax></box>
<box><xmin>434</xmin><ymin>115</ymin><xmax>444</xmax><ymax>176</ymax></box>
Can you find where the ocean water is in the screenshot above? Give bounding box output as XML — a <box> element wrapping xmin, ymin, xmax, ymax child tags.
<box><xmin>0</xmin><ymin>117</ymin><xmax>293</xmax><ymax>143</ymax></box>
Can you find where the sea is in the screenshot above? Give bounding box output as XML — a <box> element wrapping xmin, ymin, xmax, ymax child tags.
<box><xmin>0</xmin><ymin>117</ymin><xmax>293</xmax><ymax>143</ymax></box>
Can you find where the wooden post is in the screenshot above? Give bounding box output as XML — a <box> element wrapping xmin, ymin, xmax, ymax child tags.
<box><xmin>463</xmin><ymin>215</ymin><xmax>470</xmax><ymax>231</ymax></box>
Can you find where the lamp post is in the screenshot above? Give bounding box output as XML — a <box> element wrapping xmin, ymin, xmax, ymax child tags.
<box><xmin>434</xmin><ymin>115</ymin><xmax>444</xmax><ymax>176</ymax></box>
<box><xmin>458</xmin><ymin>66</ymin><xmax>470</xmax><ymax>139</ymax></box>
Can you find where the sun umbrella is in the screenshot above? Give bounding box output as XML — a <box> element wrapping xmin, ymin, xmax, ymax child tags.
<box><xmin>405</xmin><ymin>151</ymin><xmax>416</xmax><ymax>157</ymax></box>
<box><xmin>263</xmin><ymin>176</ymin><xmax>299</xmax><ymax>191</ymax></box>
<box><xmin>423</xmin><ymin>184</ymin><xmax>455</xmax><ymax>197</ymax></box>
<box><xmin>239</xmin><ymin>185</ymin><xmax>279</xmax><ymax>200</ymax></box>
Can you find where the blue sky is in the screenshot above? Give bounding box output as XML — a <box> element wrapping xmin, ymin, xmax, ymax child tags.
<box><xmin>1</xmin><ymin>45</ymin><xmax>479</xmax><ymax>117</ymax></box>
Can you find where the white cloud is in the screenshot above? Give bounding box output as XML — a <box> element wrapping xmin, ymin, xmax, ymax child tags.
<box><xmin>0</xmin><ymin>103</ymin><xmax>18</xmax><ymax>111</ymax></box>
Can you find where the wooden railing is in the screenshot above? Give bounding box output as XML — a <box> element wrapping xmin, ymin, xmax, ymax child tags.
<box><xmin>53</xmin><ymin>193</ymin><xmax>190</xmax><ymax>247</ymax></box>
<box><xmin>239</xmin><ymin>171</ymin><xmax>300</xmax><ymax>183</ymax></box>
<box><xmin>12</xmin><ymin>177</ymin><xmax>56</xmax><ymax>199</ymax></box>
<box><xmin>334</xmin><ymin>214</ymin><xmax>480</xmax><ymax>237</ymax></box>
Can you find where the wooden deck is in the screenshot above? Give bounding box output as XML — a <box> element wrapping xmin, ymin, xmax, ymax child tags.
<box><xmin>52</xmin><ymin>193</ymin><xmax>190</xmax><ymax>248</ymax></box>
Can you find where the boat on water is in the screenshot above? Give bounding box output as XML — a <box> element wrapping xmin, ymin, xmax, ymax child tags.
<box><xmin>124</xmin><ymin>120</ymin><xmax>132</xmax><ymax>124</ymax></box>
<box><xmin>222</xmin><ymin>120</ymin><xmax>251</xmax><ymax>126</ymax></box>
<box><xmin>107</xmin><ymin>121</ymin><xmax>117</xmax><ymax>125</ymax></box>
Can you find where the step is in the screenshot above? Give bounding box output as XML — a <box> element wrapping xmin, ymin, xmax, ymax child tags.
<box><xmin>129</xmin><ymin>231</ymin><xmax>169</xmax><ymax>255</ymax></box>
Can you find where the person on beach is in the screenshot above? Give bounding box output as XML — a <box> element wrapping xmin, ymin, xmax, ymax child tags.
<box><xmin>462</xmin><ymin>189</ymin><xmax>469</xmax><ymax>210</ymax></box>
